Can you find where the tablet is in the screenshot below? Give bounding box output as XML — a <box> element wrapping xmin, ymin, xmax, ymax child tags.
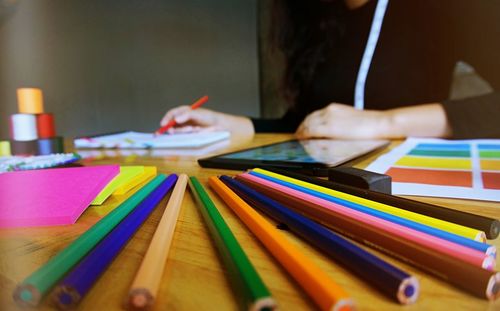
<box><xmin>198</xmin><ymin>139</ymin><xmax>389</xmax><ymax>176</ymax></box>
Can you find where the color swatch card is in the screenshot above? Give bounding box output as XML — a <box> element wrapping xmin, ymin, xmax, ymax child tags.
<box><xmin>366</xmin><ymin>138</ymin><xmax>500</xmax><ymax>201</ymax></box>
<box><xmin>0</xmin><ymin>165</ymin><xmax>119</xmax><ymax>227</ymax></box>
<box><xmin>74</xmin><ymin>131</ymin><xmax>230</xmax><ymax>149</ymax></box>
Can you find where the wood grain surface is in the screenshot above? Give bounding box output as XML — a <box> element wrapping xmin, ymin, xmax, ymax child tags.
<box><xmin>1</xmin><ymin>134</ymin><xmax>499</xmax><ymax>311</ymax></box>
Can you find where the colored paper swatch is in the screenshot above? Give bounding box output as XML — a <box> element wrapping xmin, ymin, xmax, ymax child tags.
<box><xmin>483</xmin><ymin>173</ymin><xmax>500</xmax><ymax>190</ymax></box>
<box><xmin>481</xmin><ymin>160</ymin><xmax>500</xmax><ymax>171</ymax></box>
<box><xmin>415</xmin><ymin>143</ymin><xmax>470</xmax><ymax>150</ymax></box>
<box><xmin>113</xmin><ymin>166</ymin><xmax>157</xmax><ymax>195</ymax></box>
<box><xmin>395</xmin><ymin>156</ymin><xmax>471</xmax><ymax>170</ymax></box>
<box><xmin>480</xmin><ymin>151</ymin><xmax>500</xmax><ymax>159</ymax></box>
<box><xmin>367</xmin><ymin>138</ymin><xmax>500</xmax><ymax>202</ymax></box>
<box><xmin>478</xmin><ymin>144</ymin><xmax>500</xmax><ymax>150</ymax></box>
<box><xmin>90</xmin><ymin>166</ymin><xmax>145</xmax><ymax>205</ymax></box>
<box><xmin>0</xmin><ymin>165</ymin><xmax>119</xmax><ymax>227</ymax></box>
<box><xmin>387</xmin><ymin>167</ymin><xmax>472</xmax><ymax>187</ymax></box>
<box><xmin>408</xmin><ymin>149</ymin><xmax>470</xmax><ymax>158</ymax></box>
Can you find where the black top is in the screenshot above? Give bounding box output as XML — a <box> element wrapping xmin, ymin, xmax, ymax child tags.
<box><xmin>253</xmin><ymin>0</ymin><xmax>500</xmax><ymax>138</ymax></box>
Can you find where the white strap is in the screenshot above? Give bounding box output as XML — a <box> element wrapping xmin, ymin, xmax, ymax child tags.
<box><xmin>354</xmin><ymin>0</ymin><xmax>389</xmax><ymax>110</ymax></box>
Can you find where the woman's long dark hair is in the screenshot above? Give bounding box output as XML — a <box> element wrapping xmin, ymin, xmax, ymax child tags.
<box><xmin>271</xmin><ymin>0</ymin><xmax>347</xmax><ymax>107</ymax></box>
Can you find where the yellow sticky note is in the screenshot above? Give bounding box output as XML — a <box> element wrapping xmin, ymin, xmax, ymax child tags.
<box><xmin>395</xmin><ymin>156</ymin><xmax>471</xmax><ymax>170</ymax></box>
<box><xmin>113</xmin><ymin>166</ymin><xmax>157</xmax><ymax>195</ymax></box>
<box><xmin>481</xmin><ymin>159</ymin><xmax>500</xmax><ymax>171</ymax></box>
<box><xmin>91</xmin><ymin>166</ymin><xmax>144</xmax><ymax>205</ymax></box>
<box><xmin>0</xmin><ymin>141</ymin><xmax>11</xmax><ymax>156</ymax></box>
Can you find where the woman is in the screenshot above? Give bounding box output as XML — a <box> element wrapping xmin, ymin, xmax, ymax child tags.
<box><xmin>161</xmin><ymin>0</ymin><xmax>500</xmax><ymax>139</ymax></box>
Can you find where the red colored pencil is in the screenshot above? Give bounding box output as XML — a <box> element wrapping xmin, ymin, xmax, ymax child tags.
<box><xmin>155</xmin><ymin>95</ymin><xmax>209</xmax><ymax>135</ymax></box>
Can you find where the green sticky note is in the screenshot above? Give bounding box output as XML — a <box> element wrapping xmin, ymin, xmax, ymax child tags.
<box><xmin>91</xmin><ymin>166</ymin><xmax>144</xmax><ymax>205</ymax></box>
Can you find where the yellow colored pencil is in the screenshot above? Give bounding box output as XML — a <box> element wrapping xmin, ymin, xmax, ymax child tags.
<box><xmin>209</xmin><ymin>176</ymin><xmax>353</xmax><ymax>311</ymax></box>
<box><xmin>125</xmin><ymin>174</ymin><xmax>188</xmax><ymax>310</ymax></box>
<box><xmin>252</xmin><ymin>168</ymin><xmax>485</xmax><ymax>241</ymax></box>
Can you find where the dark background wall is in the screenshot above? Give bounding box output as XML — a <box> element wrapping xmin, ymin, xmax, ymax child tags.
<box><xmin>0</xmin><ymin>0</ymin><xmax>259</xmax><ymax>137</ymax></box>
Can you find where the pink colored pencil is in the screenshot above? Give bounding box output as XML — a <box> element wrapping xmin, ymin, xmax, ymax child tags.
<box><xmin>238</xmin><ymin>173</ymin><xmax>494</xmax><ymax>270</ymax></box>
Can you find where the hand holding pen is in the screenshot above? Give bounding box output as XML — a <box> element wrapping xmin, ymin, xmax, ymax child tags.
<box><xmin>158</xmin><ymin>95</ymin><xmax>255</xmax><ymax>136</ymax></box>
<box><xmin>156</xmin><ymin>95</ymin><xmax>209</xmax><ymax>135</ymax></box>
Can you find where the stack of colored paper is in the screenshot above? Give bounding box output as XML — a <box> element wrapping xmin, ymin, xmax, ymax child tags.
<box><xmin>91</xmin><ymin>166</ymin><xmax>157</xmax><ymax>205</ymax></box>
<box><xmin>0</xmin><ymin>165</ymin><xmax>119</xmax><ymax>228</ymax></box>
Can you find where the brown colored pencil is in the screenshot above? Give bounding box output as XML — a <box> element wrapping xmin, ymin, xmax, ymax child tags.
<box><xmin>235</xmin><ymin>175</ymin><xmax>500</xmax><ymax>300</ymax></box>
<box><xmin>125</xmin><ymin>174</ymin><xmax>188</xmax><ymax>310</ymax></box>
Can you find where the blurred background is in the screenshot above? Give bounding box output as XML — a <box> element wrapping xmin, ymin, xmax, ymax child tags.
<box><xmin>0</xmin><ymin>0</ymin><xmax>262</xmax><ymax>137</ymax></box>
<box><xmin>0</xmin><ymin>0</ymin><xmax>492</xmax><ymax>138</ymax></box>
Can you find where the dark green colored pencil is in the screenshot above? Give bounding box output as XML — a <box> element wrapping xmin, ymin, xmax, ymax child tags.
<box><xmin>188</xmin><ymin>176</ymin><xmax>276</xmax><ymax>311</ymax></box>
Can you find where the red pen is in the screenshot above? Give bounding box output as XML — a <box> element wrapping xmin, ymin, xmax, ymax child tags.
<box><xmin>155</xmin><ymin>95</ymin><xmax>209</xmax><ymax>135</ymax></box>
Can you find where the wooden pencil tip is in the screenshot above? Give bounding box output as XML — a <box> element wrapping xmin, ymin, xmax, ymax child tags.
<box><xmin>331</xmin><ymin>298</ymin><xmax>355</xmax><ymax>311</ymax></box>
<box><xmin>397</xmin><ymin>276</ymin><xmax>419</xmax><ymax>305</ymax></box>
<box><xmin>52</xmin><ymin>286</ymin><xmax>81</xmax><ymax>310</ymax></box>
<box><xmin>126</xmin><ymin>288</ymin><xmax>154</xmax><ymax>311</ymax></box>
<box><xmin>487</xmin><ymin>273</ymin><xmax>500</xmax><ymax>301</ymax></box>
<box><xmin>13</xmin><ymin>284</ymin><xmax>41</xmax><ymax>307</ymax></box>
<box><xmin>251</xmin><ymin>297</ymin><xmax>278</xmax><ymax>311</ymax></box>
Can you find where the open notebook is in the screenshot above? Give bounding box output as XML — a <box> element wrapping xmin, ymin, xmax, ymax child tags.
<box><xmin>74</xmin><ymin>131</ymin><xmax>230</xmax><ymax>149</ymax></box>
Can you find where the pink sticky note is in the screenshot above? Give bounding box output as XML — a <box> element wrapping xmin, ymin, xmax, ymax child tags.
<box><xmin>0</xmin><ymin>165</ymin><xmax>119</xmax><ymax>228</ymax></box>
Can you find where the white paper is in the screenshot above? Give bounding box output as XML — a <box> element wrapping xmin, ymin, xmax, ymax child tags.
<box><xmin>74</xmin><ymin>131</ymin><xmax>230</xmax><ymax>149</ymax></box>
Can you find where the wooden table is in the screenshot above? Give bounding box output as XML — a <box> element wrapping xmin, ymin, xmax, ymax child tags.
<box><xmin>1</xmin><ymin>133</ymin><xmax>499</xmax><ymax>311</ymax></box>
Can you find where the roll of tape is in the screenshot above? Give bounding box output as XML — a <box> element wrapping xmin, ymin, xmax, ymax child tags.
<box><xmin>10</xmin><ymin>140</ymin><xmax>38</xmax><ymax>156</ymax></box>
<box><xmin>36</xmin><ymin>113</ymin><xmax>56</xmax><ymax>138</ymax></box>
<box><xmin>0</xmin><ymin>140</ymin><xmax>11</xmax><ymax>156</ymax></box>
<box><xmin>17</xmin><ymin>88</ymin><xmax>44</xmax><ymax>114</ymax></box>
<box><xmin>10</xmin><ymin>114</ymin><xmax>38</xmax><ymax>141</ymax></box>
<box><xmin>37</xmin><ymin>137</ymin><xmax>64</xmax><ymax>155</ymax></box>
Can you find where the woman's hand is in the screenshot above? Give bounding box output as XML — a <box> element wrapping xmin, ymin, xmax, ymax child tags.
<box><xmin>296</xmin><ymin>102</ymin><xmax>451</xmax><ymax>139</ymax></box>
<box><xmin>296</xmin><ymin>103</ymin><xmax>392</xmax><ymax>139</ymax></box>
<box><xmin>160</xmin><ymin>106</ymin><xmax>255</xmax><ymax>136</ymax></box>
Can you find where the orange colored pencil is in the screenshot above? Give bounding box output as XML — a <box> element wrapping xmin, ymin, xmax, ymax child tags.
<box><xmin>125</xmin><ymin>174</ymin><xmax>188</xmax><ymax>310</ymax></box>
<box><xmin>208</xmin><ymin>176</ymin><xmax>353</xmax><ymax>311</ymax></box>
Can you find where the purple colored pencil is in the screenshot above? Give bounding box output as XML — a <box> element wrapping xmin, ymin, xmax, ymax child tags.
<box><xmin>219</xmin><ymin>175</ymin><xmax>419</xmax><ymax>304</ymax></box>
<box><xmin>51</xmin><ymin>174</ymin><xmax>178</xmax><ymax>309</ymax></box>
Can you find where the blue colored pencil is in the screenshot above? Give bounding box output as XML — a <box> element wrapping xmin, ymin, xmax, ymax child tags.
<box><xmin>51</xmin><ymin>174</ymin><xmax>178</xmax><ymax>309</ymax></box>
<box><xmin>219</xmin><ymin>175</ymin><xmax>419</xmax><ymax>304</ymax></box>
<box><xmin>249</xmin><ymin>171</ymin><xmax>493</xmax><ymax>255</ymax></box>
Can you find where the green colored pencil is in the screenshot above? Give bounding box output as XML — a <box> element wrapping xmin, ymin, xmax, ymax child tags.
<box><xmin>188</xmin><ymin>177</ymin><xmax>276</xmax><ymax>311</ymax></box>
<box><xmin>13</xmin><ymin>174</ymin><xmax>167</xmax><ymax>307</ymax></box>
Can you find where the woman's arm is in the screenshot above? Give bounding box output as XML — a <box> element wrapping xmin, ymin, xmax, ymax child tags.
<box><xmin>296</xmin><ymin>103</ymin><xmax>451</xmax><ymax>139</ymax></box>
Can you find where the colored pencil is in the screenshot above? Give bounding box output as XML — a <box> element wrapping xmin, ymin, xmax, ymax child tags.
<box><xmin>51</xmin><ymin>174</ymin><xmax>178</xmax><ymax>309</ymax></box>
<box><xmin>155</xmin><ymin>95</ymin><xmax>209</xmax><ymax>135</ymax></box>
<box><xmin>208</xmin><ymin>176</ymin><xmax>354</xmax><ymax>311</ymax></box>
<box><xmin>262</xmin><ymin>167</ymin><xmax>500</xmax><ymax>240</ymax></box>
<box><xmin>126</xmin><ymin>174</ymin><xmax>188</xmax><ymax>310</ymax></box>
<box><xmin>13</xmin><ymin>175</ymin><xmax>167</xmax><ymax>307</ymax></box>
<box><xmin>188</xmin><ymin>176</ymin><xmax>276</xmax><ymax>311</ymax></box>
<box><xmin>252</xmin><ymin>168</ymin><xmax>485</xmax><ymax>242</ymax></box>
<box><xmin>237</xmin><ymin>173</ymin><xmax>493</xmax><ymax>270</ymax></box>
<box><xmin>220</xmin><ymin>175</ymin><xmax>419</xmax><ymax>304</ymax></box>
<box><xmin>235</xmin><ymin>175</ymin><xmax>500</xmax><ymax>300</ymax></box>
<box><xmin>249</xmin><ymin>170</ymin><xmax>494</xmax><ymax>256</ymax></box>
